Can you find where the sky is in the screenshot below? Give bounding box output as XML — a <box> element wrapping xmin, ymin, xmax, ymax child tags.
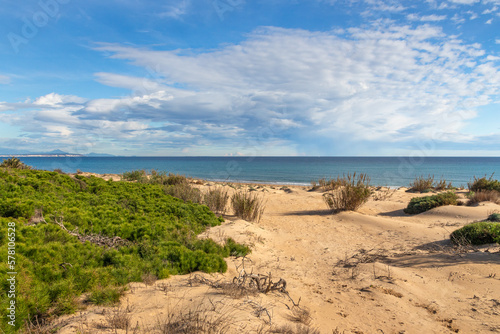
<box><xmin>0</xmin><ymin>0</ymin><xmax>499</xmax><ymax>156</ymax></box>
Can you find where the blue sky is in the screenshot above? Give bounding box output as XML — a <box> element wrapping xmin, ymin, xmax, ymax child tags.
<box><xmin>1</xmin><ymin>0</ymin><xmax>499</xmax><ymax>156</ymax></box>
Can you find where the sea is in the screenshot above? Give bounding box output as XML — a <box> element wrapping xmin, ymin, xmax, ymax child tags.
<box><xmin>2</xmin><ymin>156</ymin><xmax>499</xmax><ymax>188</ymax></box>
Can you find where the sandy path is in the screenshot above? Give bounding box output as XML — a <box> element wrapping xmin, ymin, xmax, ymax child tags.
<box><xmin>56</xmin><ymin>180</ymin><xmax>500</xmax><ymax>333</ymax></box>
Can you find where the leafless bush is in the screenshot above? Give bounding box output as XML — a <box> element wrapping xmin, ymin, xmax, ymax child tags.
<box><xmin>105</xmin><ymin>308</ymin><xmax>132</xmax><ymax>330</ymax></box>
<box><xmin>371</xmin><ymin>187</ymin><xmax>396</xmax><ymax>201</ymax></box>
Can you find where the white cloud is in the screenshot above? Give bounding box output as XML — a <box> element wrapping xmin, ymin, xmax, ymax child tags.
<box><xmin>0</xmin><ymin>75</ymin><xmax>10</xmax><ymax>84</ymax></box>
<box><xmin>3</xmin><ymin>24</ymin><xmax>500</xmax><ymax>155</ymax></box>
<box><xmin>408</xmin><ymin>14</ymin><xmax>447</xmax><ymax>21</ymax></box>
<box><xmin>159</xmin><ymin>0</ymin><xmax>190</xmax><ymax>19</ymax></box>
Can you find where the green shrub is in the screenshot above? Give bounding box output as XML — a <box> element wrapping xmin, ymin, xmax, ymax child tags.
<box><xmin>450</xmin><ymin>222</ymin><xmax>500</xmax><ymax>245</ymax></box>
<box><xmin>0</xmin><ymin>157</ymin><xmax>31</xmax><ymax>170</ymax></box>
<box><xmin>89</xmin><ymin>286</ymin><xmax>124</xmax><ymax>305</ymax></box>
<box><xmin>323</xmin><ymin>173</ymin><xmax>371</xmax><ymax>213</ymax></box>
<box><xmin>203</xmin><ymin>187</ymin><xmax>229</xmax><ymax>215</ymax></box>
<box><xmin>231</xmin><ymin>190</ymin><xmax>265</xmax><ymax>222</ymax></box>
<box><xmin>121</xmin><ymin>169</ymin><xmax>147</xmax><ymax>182</ymax></box>
<box><xmin>0</xmin><ymin>168</ymin><xmax>248</xmax><ymax>330</ymax></box>
<box><xmin>488</xmin><ymin>213</ymin><xmax>500</xmax><ymax>222</ymax></box>
<box><xmin>468</xmin><ymin>175</ymin><xmax>500</xmax><ymax>192</ymax></box>
<box><xmin>404</xmin><ymin>191</ymin><xmax>458</xmax><ymax>214</ymax></box>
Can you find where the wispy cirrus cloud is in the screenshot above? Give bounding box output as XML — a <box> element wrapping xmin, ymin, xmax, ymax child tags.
<box><xmin>0</xmin><ymin>75</ymin><xmax>11</xmax><ymax>84</ymax></box>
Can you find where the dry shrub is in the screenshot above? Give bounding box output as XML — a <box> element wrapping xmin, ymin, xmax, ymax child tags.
<box><xmin>164</xmin><ymin>183</ymin><xmax>202</xmax><ymax>203</ymax></box>
<box><xmin>231</xmin><ymin>190</ymin><xmax>265</xmax><ymax>222</ymax></box>
<box><xmin>156</xmin><ymin>299</ymin><xmax>234</xmax><ymax>334</ymax></box>
<box><xmin>467</xmin><ymin>190</ymin><xmax>500</xmax><ymax>206</ymax></box>
<box><xmin>323</xmin><ymin>173</ymin><xmax>371</xmax><ymax>213</ymax></box>
<box><xmin>269</xmin><ymin>324</ymin><xmax>320</xmax><ymax>334</ymax></box>
<box><xmin>288</xmin><ymin>307</ymin><xmax>312</xmax><ymax>325</ymax></box>
<box><xmin>142</xmin><ymin>273</ymin><xmax>157</xmax><ymax>286</ymax></box>
<box><xmin>203</xmin><ymin>187</ymin><xmax>229</xmax><ymax>215</ymax></box>
<box><xmin>371</xmin><ymin>187</ymin><xmax>396</xmax><ymax>201</ymax></box>
<box><xmin>409</xmin><ymin>175</ymin><xmax>434</xmax><ymax>192</ymax></box>
<box><xmin>105</xmin><ymin>308</ymin><xmax>132</xmax><ymax>330</ymax></box>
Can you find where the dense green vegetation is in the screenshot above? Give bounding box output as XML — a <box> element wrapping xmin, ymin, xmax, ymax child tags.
<box><xmin>451</xmin><ymin>221</ymin><xmax>500</xmax><ymax>245</ymax></box>
<box><xmin>0</xmin><ymin>167</ymin><xmax>249</xmax><ymax>331</ymax></box>
<box><xmin>468</xmin><ymin>175</ymin><xmax>500</xmax><ymax>192</ymax></box>
<box><xmin>404</xmin><ymin>191</ymin><xmax>458</xmax><ymax>215</ymax></box>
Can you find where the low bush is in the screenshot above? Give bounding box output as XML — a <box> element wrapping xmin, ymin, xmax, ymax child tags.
<box><xmin>404</xmin><ymin>191</ymin><xmax>458</xmax><ymax>215</ymax></box>
<box><xmin>408</xmin><ymin>175</ymin><xmax>434</xmax><ymax>192</ymax></box>
<box><xmin>231</xmin><ymin>190</ymin><xmax>265</xmax><ymax>222</ymax></box>
<box><xmin>488</xmin><ymin>213</ymin><xmax>500</xmax><ymax>222</ymax></box>
<box><xmin>204</xmin><ymin>187</ymin><xmax>229</xmax><ymax>215</ymax></box>
<box><xmin>467</xmin><ymin>190</ymin><xmax>500</xmax><ymax>206</ymax></box>
<box><xmin>468</xmin><ymin>175</ymin><xmax>500</xmax><ymax>192</ymax></box>
<box><xmin>450</xmin><ymin>221</ymin><xmax>500</xmax><ymax>245</ymax></box>
<box><xmin>0</xmin><ymin>157</ymin><xmax>31</xmax><ymax>169</ymax></box>
<box><xmin>323</xmin><ymin>173</ymin><xmax>371</xmax><ymax>213</ymax></box>
<box><xmin>121</xmin><ymin>169</ymin><xmax>147</xmax><ymax>182</ymax></box>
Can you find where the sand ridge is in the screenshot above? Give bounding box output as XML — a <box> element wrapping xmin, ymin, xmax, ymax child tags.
<box><xmin>56</xmin><ymin>177</ymin><xmax>500</xmax><ymax>333</ymax></box>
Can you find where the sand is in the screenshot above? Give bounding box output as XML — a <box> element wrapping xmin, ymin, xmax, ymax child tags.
<box><xmin>55</xmin><ymin>177</ymin><xmax>500</xmax><ymax>333</ymax></box>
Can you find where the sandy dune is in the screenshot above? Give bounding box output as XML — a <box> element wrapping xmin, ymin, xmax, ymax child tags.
<box><xmin>56</xmin><ymin>180</ymin><xmax>500</xmax><ymax>333</ymax></box>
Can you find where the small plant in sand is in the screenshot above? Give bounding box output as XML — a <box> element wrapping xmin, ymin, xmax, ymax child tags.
<box><xmin>488</xmin><ymin>212</ymin><xmax>500</xmax><ymax>222</ymax></box>
<box><xmin>408</xmin><ymin>175</ymin><xmax>434</xmax><ymax>192</ymax></box>
<box><xmin>231</xmin><ymin>190</ymin><xmax>266</xmax><ymax>222</ymax></box>
<box><xmin>404</xmin><ymin>191</ymin><xmax>458</xmax><ymax>214</ymax></box>
<box><xmin>204</xmin><ymin>187</ymin><xmax>230</xmax><ymax>215</ymax></box>
<box><xmin>323</xmin><ymin>173</ymin><xmax>371</xmax><ymax>213</ymax></box>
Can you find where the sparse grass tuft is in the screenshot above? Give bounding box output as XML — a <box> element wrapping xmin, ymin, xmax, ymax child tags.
<box><xmin>164</xmin><ymin>183</ymin><xmax>202</xmax><ymax>203</ymax></box>
<box><xmin>231</xmin><ymin>190</ymin><xmax>266</xmax><ymax>222</ymax></box>
<box><xmin>467</xmin><ymin>190</ymin><xmax>500</xmax><ymax>206</ymax></box>
<box><xmin>450</xmin><ymin>221</ymin><xmax>500</xmax><ymax>245</ymax></box>
<box><xmin>323</xmin><ymin>173</ymin><xmax>371</xmax><ymax>213</ymax></box>
<box><xmin>156</xmin><ymin>299</ymin><xmax>233</xmax><ymax>334</ymax></box>
<box><xmin>404</xmin><ymin>191</ymin><xmax>458</xmax><ymax>215</ymax></box>
<box><xmin>269</xmin><ymin>324</ymin><xmax>320</xmax><ymax>334</ymax></box>
<box><xmin>203</xmin><ymin>187</ymin><xmax>229</xmax><ymax>215</ymax></box>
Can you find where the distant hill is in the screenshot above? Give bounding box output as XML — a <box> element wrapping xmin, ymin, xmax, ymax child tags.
<box><xmin>0</xmin><ymin>148</ymin><xmax>115</xmax><ymax>157</ymax></box>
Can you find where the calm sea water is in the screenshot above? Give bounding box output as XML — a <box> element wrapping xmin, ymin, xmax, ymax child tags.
<box><xmin>3</xmin><ymin>156</ymin><xmax>499</xmax><ymax>187</ymax></box>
